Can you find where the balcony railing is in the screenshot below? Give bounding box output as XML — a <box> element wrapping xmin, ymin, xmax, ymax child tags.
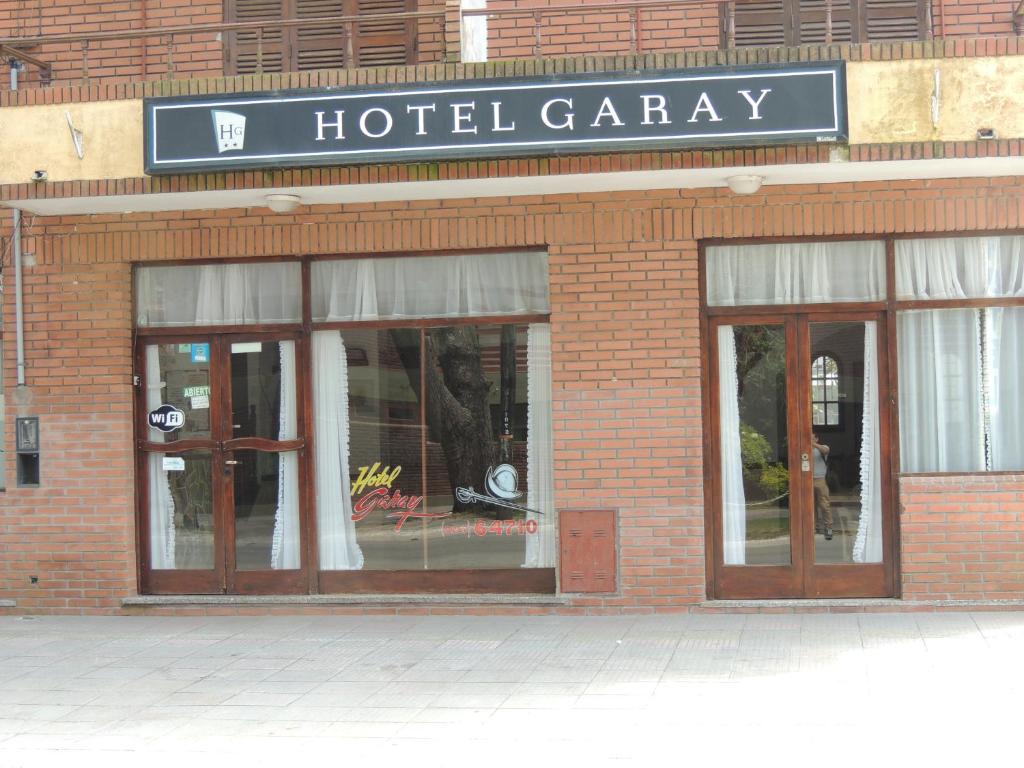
<box><xmin>1</xmin><ymin>0</ymin><xmax>1022</xmax><ymax>90</ymax></box>
<box><xmin>0</xmin><ymin>10</ymin><xmax>443</xmax><ymax>87</ymax></box>
<box><xmin>462</xmin><ymin>0</ymin><xmax>738</xmax><ymax>58</ymax></box>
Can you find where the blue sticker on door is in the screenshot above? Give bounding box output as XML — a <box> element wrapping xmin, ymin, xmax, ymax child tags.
<box><xmin>191</xmin><ymin>343</ymin><xmax>210</xmax><ymax>363</ymax></box>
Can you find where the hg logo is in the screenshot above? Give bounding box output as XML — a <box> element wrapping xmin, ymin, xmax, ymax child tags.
<box><xmin>212</xmin><ymin>110</ymin><xmax>246</xmax><ymax>152</ymax></box>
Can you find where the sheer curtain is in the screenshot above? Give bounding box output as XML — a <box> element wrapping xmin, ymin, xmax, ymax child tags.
<box><xmin>853</xmin><ymin>323</ymin><xmax>883</xmax><ymax>563</ymax></box>
<box><xmin>896</xmin><ymin>236</ymin><xmax>1024</xmax><ymax>300</ymax></box>
<box><xmin>313</xmin><ymin>330</ymin><xmax>364</xmax><ymax>570</ymax></box>
<box><xmin>718</xmin><ymin>326</ymin><xmax>746</xmax><ymax>565</ymax></box>
<box><xmin>989</xmin><ymin>307</ymin><xmax>1024</xmax><ymax>470</ymax></box>
<box><xmin>524</xmin><ymin>324</ymin><xmax>556</xmax><ymax>568</ymax></box>
<box><xmin>897</xmin><ymin>236</ymin><xmax>1024</xmax><ymax>473</ymax></box>
<box><xmin>270</xmin><ymin>340</ymin><xmax>300</xmax><ymax>569</ymax></box>
<box><xmin>898</xmin><ymin>309</ymin><xmax>985</xmax><ymax>473</ymax></box>
<box><xmin>145</xmin><ymin>345</ymin><xmax>176</xmax><ymax>569</ymax></box>
<box><xmin>136</xmin><ymin>262</ymin><xmax>301</xmax><ymax>327</ymax></box>
<box><xmin>312</xmin><ymin>251</ymin><xmax>549</xmax><ymax>321</ymax></box>
<box><xmin>707</xmin><ymin>241</ymin><xmax>886</xmax><ymax>306</ymax></box>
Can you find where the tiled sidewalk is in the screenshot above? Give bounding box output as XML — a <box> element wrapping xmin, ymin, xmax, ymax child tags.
<box><xmin>0</xmin><ymin>612</ymin><xmax>1021</xmax><ymax>767</ymax></box>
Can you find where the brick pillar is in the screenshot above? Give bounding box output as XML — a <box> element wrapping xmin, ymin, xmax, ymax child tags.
<box><xmin>444</xmin><ymin>0</ymin><xmax>463</xmax><ymax>63</ymax></box>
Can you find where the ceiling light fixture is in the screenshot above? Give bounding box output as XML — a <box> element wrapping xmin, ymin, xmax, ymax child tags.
<box><xmin>725</xmin><ymin>174</ymin><xmax>765</xmax><ymax>195</ymax></box>
<box><xmin>265</xmin><ymin>193</ymin><xmax>302</xmax><ymax>213</ymax></box>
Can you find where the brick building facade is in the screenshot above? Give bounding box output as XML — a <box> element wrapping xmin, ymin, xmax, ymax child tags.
<box><xmin>2</xmin><ymin>1</ymin><xmax>1024</xmax><ymax>614</ymax></box>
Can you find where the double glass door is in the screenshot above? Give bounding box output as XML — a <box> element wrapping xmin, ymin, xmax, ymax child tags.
<box><xmin>137</xmin><ymin>334</ymin><xmax>306</xmax><ymax>594</ymax></box>
<box><xmin>709</xmin><ymin>313</ymin><xmax>894</xmax><ymax>598</ymax></box>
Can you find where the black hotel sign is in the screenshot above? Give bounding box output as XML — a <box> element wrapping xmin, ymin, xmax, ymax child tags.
<box><xmin>144</xmin><ymin>62</ymin><xmax>846</xmax><ymax>175</ymax></box>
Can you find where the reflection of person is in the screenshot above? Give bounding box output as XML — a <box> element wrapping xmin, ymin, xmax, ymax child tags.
<box><xmin>812</xmin><ymin>434</ymin><xmax>832</xmax><ymax>540</ymax></box>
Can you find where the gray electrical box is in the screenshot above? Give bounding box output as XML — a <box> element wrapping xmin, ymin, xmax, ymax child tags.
<box><xmin>16</xmin><ymin>416</ymin><xmax>39</xmax><ymax>487</ymax></box>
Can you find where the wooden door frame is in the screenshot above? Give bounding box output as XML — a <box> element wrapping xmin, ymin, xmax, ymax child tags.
<box><xmin>705</xmin><ymin>315</ymin><xmax>805</xmax><ymax>598</ymax></box>
<box><xmin>135</xmin><ymin>332</ymin><xmax>226</xmax><ymax>595</ymax></box>
<box><xmin>800</xmin><ymin>310</ymin><xmax>895</xmax><ymax>598</ymax></box>
<box><xmin>704</xmin><ymin>311</ymin><xmax>896</xmax><ymax>599</ymax></box>
<box><xmin>220</xmin><ymin>331</ymin><xmax>311</xmax><ymax>595</ymax></box>
<box><xmin>136</xmin><ymin>331</ymin><xmax>312</xmax><ymax>595</ymax></box>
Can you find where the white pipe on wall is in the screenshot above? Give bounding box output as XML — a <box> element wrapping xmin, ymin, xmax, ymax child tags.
<box><xmin>13</xmin><ymin>208</ymin><xmax>26</xmax><ymax>388</ymax></box>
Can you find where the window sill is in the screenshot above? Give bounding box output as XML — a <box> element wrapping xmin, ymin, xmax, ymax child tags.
<box><xmin>123</xmin><ymin>593</ymin><xmax>571</xmax><ymax>608</ymax></box>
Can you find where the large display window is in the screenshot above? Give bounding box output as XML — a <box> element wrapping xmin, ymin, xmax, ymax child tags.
<box><xmin>134</xmin><ymin>251</ymin><xmax>554</xmax><ymax>595</ymax></box>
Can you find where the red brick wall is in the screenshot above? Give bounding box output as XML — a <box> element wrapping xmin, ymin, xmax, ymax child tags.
<box><xmin>4</xmin><ymin>177</ymin><xmax>1024</xmax><ymax>614</ymax></box>
<box><xmin>3</xmin><ymin>0</ymin><xmax>1021</xmax><ymax>91</ymax></box>
<box><xmin>0</xmin><ymin>242</ymin><xmax>138</xmax><ymax>612</ymax></box>
<box><xmin>0</xmin><ymin>0</ymin><xmax>223</xmax><ymax>89</ymax></box>
<box><xmin>0</xmin><ymin>0</ymin><xmax>447</xmax><ymax>90</ymax></box>
<box><xmin>900</xmin><ymin>474</ymin><xmax>1024</xmax><ymax>600</ymax></box>
<box><xmin>934</xmin><ymin>1</ymin><xmax>1019</xmax><ymax>38</ymax></box>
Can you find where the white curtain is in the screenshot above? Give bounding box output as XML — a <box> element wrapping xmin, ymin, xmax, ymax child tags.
<box><xmin>718</xmin><ymin>326</ymin><xmax>747</xmax><ymax>565</ymax></box>
<box><xmin>313</xmin><ymin>330</ymin><xmax>364</xmax><ymax>570</ymax></box>
<box><xmin>524</xmin><ymin>324</ymin><xmax>556</xmax><ymax>568</ymax></box>
<box><xmin>312</xmin><ymin>251</ymin><xmax>550</xmax><ymax>321</ymax></box>
<box><xmin>136</xmin><ymin>262</ymin><xmax>301</xmax><ymax>327</ymax></box>
<box><xmin>707</xmin><ymin>241</ymin><xmax>885</xmax><ymax>307</ymax></box>
<box><xmin>270</xmin><ymin>341</ymin><xmax>301</xmax><ymax>569</ymax></box>
<box><xmin>853</xmin><ymin>323</ymin><xmax>883</xmax><ymax>564</ymax></box>
<box><xmin>896</xmin><ymin>236</ymin><xmax>1024</xmax><ymax>300</ymax></box>
<box><xmin>145</xmin><ymin>345</ymin><xmax>176</xmax><ymax>569</ymax></box>
<box><xmin>898</xmin><ymin>309</ymin><xmax>985</xmax><ymax>473</ymax></box>
<box><xmin>989</xmin><ymin>307</ymin><xmax>1024</xmax><ymax>470</ymax></box>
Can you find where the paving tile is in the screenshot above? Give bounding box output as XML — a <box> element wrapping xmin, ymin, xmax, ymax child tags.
<box><xmin>0</xmin><ymin>612</ymin><xmax>1022</xmax><ymax>765</ymax></box>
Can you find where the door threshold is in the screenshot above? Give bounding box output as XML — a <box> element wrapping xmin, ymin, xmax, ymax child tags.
<box><xmin>124</xmin><ymin>593</ymin><xmax>570</xmax><ymax>608</ymax></box>
<box><xmin>700</xmin><ymin>598</ymin><xmax>1024</xmax><ymax>612</ymax></box>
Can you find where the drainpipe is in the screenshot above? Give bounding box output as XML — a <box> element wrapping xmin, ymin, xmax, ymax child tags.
<box><xmin>13</xmin><ymin>208</ymin><xmax>26</xmax><ymax>389</ymax></box>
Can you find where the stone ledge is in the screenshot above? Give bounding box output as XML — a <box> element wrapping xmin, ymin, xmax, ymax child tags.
<box><xmin>700</xmin><ymin>598</ymin><xmax>1024</xmax><ymax>612</ymax></box>
<box><xmin>0</xmin><ymin>600</ymin><xmax>16</xmax><ymax>608</ymax></box>
<box><xmin>123</xmin><ymin>593</ymin><xmax>569</xmax><ymax>608</ymax></box>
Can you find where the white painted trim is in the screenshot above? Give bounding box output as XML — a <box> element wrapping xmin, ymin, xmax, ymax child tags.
<box><xmin>461</xmin><ymin>0</ymin><xmax>488</xmax><ymax>64</ymax></box>
<box><xmin>6</xmin><ymin>156</ymin><xmax>1024</xmax><ymax>216</ymax></box>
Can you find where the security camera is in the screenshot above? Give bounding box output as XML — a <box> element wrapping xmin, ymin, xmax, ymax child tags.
<box><xmin>31</xmin><ymin>170</ymin><xmax>48</xmax><ymax>182</ymax></box>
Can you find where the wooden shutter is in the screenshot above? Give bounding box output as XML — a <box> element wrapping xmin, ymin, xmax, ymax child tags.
<box><xmin>726</xmin><ymin>0</ymin><xmax>926</xmax><ymax>47</ymax></box>
<box><xmin>354</xmin><ymin>0</ymin><xmax>416</xmax><ymax>68</ymax></box>
<box><xmin>225</xmin><ymin>0</ymin><xmax>415</xmax><ymax>75</ymax></box>
<box><xmin>226</xmin><ymin>0</ymin><xmax>288</xmax><ymax>75</ymax></box>
<box><xmin>798</xmin><ymin>0</ymin><xmax>855</xmax><ymax>43</ymax></box>
<box><xmin>730</xmin><ymin>0</ymin><xmax>791</xmax><ymax>47</ymax></box>
<box><xmin>295</xmin><ymin>0</ymin><xmax>350</xmax><ymax>70</ymax></box>
<box><xmin>859</xmin><ymin>0</ymin><xmax>927</xmax><ymax>41</ymax></box>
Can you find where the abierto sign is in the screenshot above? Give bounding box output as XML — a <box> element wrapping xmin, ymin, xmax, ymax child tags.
<box><xmin>144</xmin><ymin>62</ymin><xmax>846</xmax><ymax>174</ymax></box>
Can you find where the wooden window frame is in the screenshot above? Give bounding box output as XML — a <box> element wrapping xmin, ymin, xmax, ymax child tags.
<box><xmin>699</xmin><ymin>230</ymin><xmax>1024</xmax><ymax>601</ymax></box>
<box><xmin>810</xmin><ymin>351</ymin><xmax>842</xmax><ymax>430</ymax></box>
<box><xmin>133</xmin><ymin>251</ymin><xmax>555</xmax><ymax>597</ymax></box>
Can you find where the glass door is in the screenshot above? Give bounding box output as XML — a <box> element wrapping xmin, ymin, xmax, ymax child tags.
<box><xmin>709</xmin><ymin>314</ymin><xmax>892</xmax><ymax>599</ymax></box>
<box><xmin>137</xmin><ymin>335</ymin><xmax>307</xmax><ymax>595</ymax></box>
<box><xmin>224</xmin><ymin>335</ymin><xmax>306</xmax><ymax>594</ymax></box>
<box><xmin>138</xmin><ymin>338</ymin><xmax>222</xmax><ymax>594</ymax></box>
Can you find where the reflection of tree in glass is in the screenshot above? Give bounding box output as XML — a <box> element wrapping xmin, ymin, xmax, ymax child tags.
<box><xmin>426</xmin><ymin>326</ymin><xmax>497</xmax><ymax>515</ymax></box>
<box><xmin>390</xmin><ymin>326</ymin><xmax>516</xmax><ymax>517</ymax></box>
<box><xmin>733</xmin><ymin>326</ymin><xmax>787</xmax><ymax>453</ymax></box>
<box><xmin>169</xmin><ymin>458</ymin><xmax>211</xmax><ymax>531</ymax></box>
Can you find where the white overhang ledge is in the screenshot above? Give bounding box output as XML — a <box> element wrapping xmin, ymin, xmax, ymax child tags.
<box><xmin>4</xmin><ymin>156</ymin><xmax>1023</xmax><ymax>216</ymax></box>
